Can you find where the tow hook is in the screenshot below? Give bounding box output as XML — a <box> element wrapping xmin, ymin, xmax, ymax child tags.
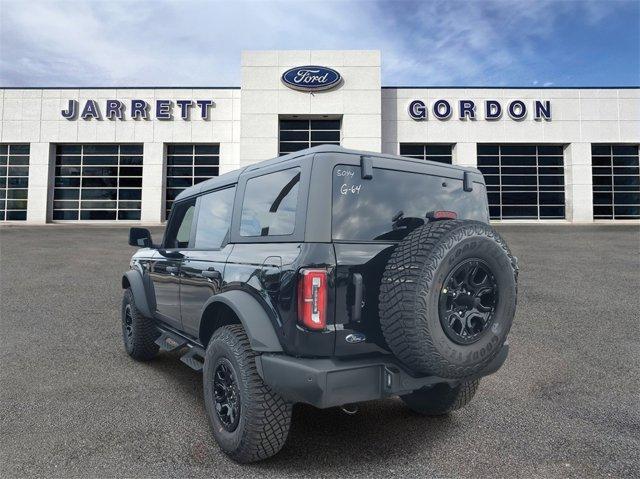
<box><xmin>339</xmin><ymin>403</ymin><xmax>359</xmax><ymax>415</ymax></box>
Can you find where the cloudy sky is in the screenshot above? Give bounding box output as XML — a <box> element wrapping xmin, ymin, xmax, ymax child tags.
<box><xmin>0</xmin><ymin>0</ymin><xmax>638</xmax><ymax>87</ymax></box>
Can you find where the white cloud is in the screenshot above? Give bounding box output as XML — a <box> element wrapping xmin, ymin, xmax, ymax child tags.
<box><xmin>0</xmin><ymin>0</ymin><xmax>630</xmax><ymax>86</ymax></box>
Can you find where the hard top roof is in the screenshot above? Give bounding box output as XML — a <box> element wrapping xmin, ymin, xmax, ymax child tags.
<box><xmin>174</xmin><ymin>145</ymin><xmax>479</xmax><ymax>202</ymax></box>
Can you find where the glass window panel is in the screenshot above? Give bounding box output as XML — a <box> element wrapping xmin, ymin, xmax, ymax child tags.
<box><xmin>537</xmin><ymin>145</ymin><xmax>563</xmax><ymax>156</ymax></box>
<box><xmin>538</xmin><ymin>156</ymin><xmax>564</xmax><ymax>166</ymax></box>
<box><xmin>83</xmin><ymin>166</ymin><xmax>118</xmax><ymax>176</ymax></box>
<box><xmin>81</xmin><ymin>200</ymin><xmax>117</xmax><ymax>209</ymax></box>
<box><xmin>119</xmin><ymin>144</ymin><xmax>143</xmax><ymax>155</ymax></box>
<box><xmin>502</xmin><ymin>166</ymin><xmax>537</xmax><ymax>175</ymax></box>
<box><xmin>167</xmin><ymin>167</ymin><xmax>192</xmax><ymax>177</ymax></box>
<box><xmin>6</xmin><ymin>210</ymin><xmax>26</xmax><ymax>220</ymax></box>
<box><xmin>477</xmin><ymin>156</ymin><xmax>499</xmax><ymax>166</ymax></box>
<box><xmin>592</xmin><ymin>167</ymin><xmax>612</xmax><ymax>176</ymax></box>
<box><xmin>119</xmin><ymin>177</ymin><xmax>142</xmax><ymax>188</ymax></box>
<box><xmin>613</xmin><ymin>205</ymin><xmax>640</xmax><ymax>217</ymax></box>
<box><xmin>194</xmin><ymin>144</ymin><xmax>219</xmax><ymax>155</ymax></box>
<box><xmin>593</xmin><ymin>192</ymin><xmax>613</xmax><ymax>204</ymax></box>
<box><xmin>54</xmin><ymin>189</ymin><xmax>80</xmax><ymax>200</ymax></box>
<box><xmin>194</xmin><ymin>156</ymin><xmax>219</xmax><ymax>166</ymax></box>
<box><xmin>83</xmin><ymin>144</ymin><xmax>118</xmax><ymax>155</ymax></box>
<box><xmin>7</xmin><ymin>177</ymin><xmax>28</xmax><ymax>188</ymax></box>
<box><xmin>502</xmin><ymin>175</ymin><xmax>537</xmax><ymax>186</ymax></box>
<box><xmin>592</xmin><ymin>157</ymin><xmax>612</xmax><ymax>167</ymax></box>
<box><xmin>0</xmin><ymin>155</ymin><xmax>6</xmax><ymax>166</ymax></box>
<box><xmin>82</xmin><ymin>189</ymin><xmax>117</xmax><ymax>200</ymax></box>
<box><xmin>399</xmin><ymin>144</ymin><xmax>424</xmax><ymax>156</ymax></box>
<box><xmin>167</xmin><ymin>155</ymin><xmax>193</xmax><ymax>166</ymax></box>
<box><xmin>8</xmin><ymin>167</ymin><xmax>28</xmax><ymax>176</ymax></box>
<box><xmin>119</xmin><ymin>166</ymin><xmax>142</xmax><ymax>176</ymax></box>
<box><xmin>612</xmin><ymin>145</ymin><xmax>638</xmax><ymax>156</ymax></box>
<box><xmin>0</xmin><ymin>189</ymin><xmax>5</xmax><ymax>199</ymax></box>
<box><xmin>119</xmin><ymin>189</ymin><xmax>142</xmax><ymax>200</ymax></box>
<box><xmin>425</xmin><ymin>144</ymin><xmax>453</xmax><ymax>155</ymax></box>
<box><xmin>57</xmin><ymin>145</ymin><xmax>82</xmax><ymax>154</ymax></box>
<box><xmin>311</xmin><ymin>130</ymin><xmax>340</xmax><ymax>142</ymax></box>
<box><xmin>167</xmin><ymin>144</ymin><xmax>193</xmax><ymax>155</ymax></box>
<box><xmin>82</xmin><ymin>177</ymin><xmax>117</xmax><ymax>188</ymax></box>
<box><xmin>53</xmin><ymin>200</ymin><xmax>79</xmax><ymax>210</ymax></box>
<box><xmin>9</xmin><ymin>155</ymin><xmax>29</xmax><ymax>166</ymax></box>
<box><xmin>489</xmin><ymin>205</ymin><xmax>500</xmax><ymax>219</ymax></box>
<box><xmin>118</xmin><ymin>210</ymin><xmax>141</xmax><ymax>220</ymax></box>
<box><xmin>118</xmin><ymin>201</ymin><xmax>142</xmax><ymax>209</ymax></box>
<box><xmin>8</xmin><ymin>144</ymin><xmax>28</xmax><ymax>154</ymax></box>
<box><xmin>280</xmin><ymin>130</ymin><xmax>309</xmax><ymax>142</ymax></box>
<box><xmin>279</xmin><ymin>120</ymin><xmax>309</xmax><ymax>130</ymax></box>
<box><xmin>501</xmin><ymin>156</ymin><xmax>536</xmax><ymax>166</ymax></box>
<box><xmin>167</xmin><ymin>177</ymin><xmax>193</xmax><ymax>188</ymax></box>
<box><xmin>240</xmin><ymin>168</ymin><xmax>300</xmax><ymax>237</ymax></box>
<box><xmin>500</xmin><ymin>145</ymin><xmax>537</xmax><ymax>156</ymax></box>
<box><xmin>613</xmin><ymin>166</ymin><xmax>640</xmax><ymax>176</ymax></box>
<box><xmin>539</xmin><ymin>175</ymin><xmax>565</xmax><ymax>186</ymax></box>
<box><xmin>613</xmin><ymin>156</ymin><xmax>639</xmax><ymax>167</ymax></box>
<box><xmin>194</xmin><ymin>167</ymin><xmax>219</xmax><ymax>177</ymax></box>
<box><xmin>614</xmin><ymin>175</ymin><xmax>640</xmax><ymax>186</ymax></box>
<box><xmin>477</xmin><ymin>144</ymin><xmax>498</xmax><ymax>155</ymax></box>
<box><xmin>310</xmin><ymin>119</ymin><xmax>340</xmax><ymax>130</ymax></box>
<box><xmin>501</xmin><ymin>205</ymin><xmax>538</xmax><ymax>218</ymax></box>
<box><xmin>194</xmin><ymin>187</ymin><xmax>235</xmax><ymax>249</ymax></box>
<box><xmin>57</xmin><ymin>156</ymin><xmax>81</xmax><ymax>166</ymax></box>
<box><xmin>7</xmin><ymin>189</ymin><xmax>28</xmax><ymax>199</ymax></box>
<box><xmin>55</xmin><ymin>177</ymin><xmax>80</xmax><ymax>187</ymax></box>
<box><xmin>614</xmin><ymin>192</ymin><xmax>640</xmax><ymax>204</ymax></box>
<box><xmin>82</xmin><ymin>155</ymin><xmax>118</xmax><ymax>166</ymax></box>
<box><xmin>539</xmin><ymin>167</ymin><xmax>564</xmax><ymax>175</ymax></box>
<box><xmin>502</xmin><ymin>192</ymin><xmax>537</xmax><ymax>204</ymax></box>
<box><xmin>0</xmin><ymin>145</ymin><xmax>7</xmax><ymax>154</ymax></box>
<box><xmin>165</xmin><ymin>200</ymin><xmax>196</xmax><ymax>248</ymax></box>
<box><xmin>539</xmin><ymin>192</ymin><xmax>565</xmax><ymax>204</ymax></box>
<box><xmin>81</xmin><ymin>210</ymin><xmax>117</xmax><ymax>220</ymax></box>
<box><xmin>53</xmin><ymin>210</ymin><xmax>79</xmax><ymax>220</ymax></box>
<box><xmin>120</xmin><ymin>155</ymin><xmax>143</xmax><ymax>165</ymax></box>
<box><xmin>540</xmin><ymin>206</ymin><xmax>565</xmax><ymax>217</ymax></box>
<box><xmin>591</xmin><ymin>145</ymin><xmax>611</xmax><ymax>155</ymax></box>
<box><xmin>6</xmin><ymin>200</ymin><xmax>27</xmax><ymax>209</ymax></box>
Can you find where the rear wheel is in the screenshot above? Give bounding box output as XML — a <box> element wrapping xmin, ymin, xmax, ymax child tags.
<box><xmin>401</xmin><ymin>380</ymin><xmax>480</xmax><ymax>416</ymax></box>
<box><xmin>203</xmin><ymin>325</ymin><xmax>292</xmax><ymax>463</ymax></box>
<box><xmin>121</xmin><ymin>288</ymin><xmax>159</xmax><ymax>361</ymax></box>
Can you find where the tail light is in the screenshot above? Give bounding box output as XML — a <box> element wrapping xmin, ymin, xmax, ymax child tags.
<box><xmin>297</xmin><ymin>269</ymin><xmax>327</xmax><ymax>330</ymax></box>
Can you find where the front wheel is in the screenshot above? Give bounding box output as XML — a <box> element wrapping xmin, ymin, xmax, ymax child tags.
<box><xmin>203</xmin><ymin>325</ymin><xmax>292</xmax><ymax>463</ymax></box>
<box><xmin>121</xmin><ymin>288</ymin><xmax>159</xmax><ymax>361</ymax></box>
<box><xmin>401</xmin><ymin>380</ymin><xmax>480</xmax><ymax>416</ymax></box>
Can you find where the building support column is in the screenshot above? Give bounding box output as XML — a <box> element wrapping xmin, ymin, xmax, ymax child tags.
<box><xmin>26</xmin><ymin>143</ymin><xmax>54</xmax><ymax>224</ymax></box>
<box><xmin>453</xmin><ymin>142</ymin><xmax>477</xmax><ymax>167</ymax></box>
<box><xmin>140</xmin><ymin>142</ymin><xmax>165</xmax><ymax>224</ymax></box>
<box><xmin>564</xmin><ymin>143</ymin><xmax>593</xmax><ymax>223</ymax></box>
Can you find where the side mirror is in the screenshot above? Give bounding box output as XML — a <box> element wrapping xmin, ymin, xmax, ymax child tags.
<box><xmin>129</xmin><ymin>227</ymin><xmax>153</xmax><ymax>248</ymax></box>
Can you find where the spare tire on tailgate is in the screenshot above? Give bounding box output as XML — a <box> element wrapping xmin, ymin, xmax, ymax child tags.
<box><xmin>379</xmin><ymin>220</ymin><xmax>517</xmax><ymax>379</ymax></box>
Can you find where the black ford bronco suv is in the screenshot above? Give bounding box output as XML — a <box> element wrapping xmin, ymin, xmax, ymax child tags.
<box><xmin>122</xmin><ymin>145</ymin><xmax>517</xmax><ymax>463</ymax></box>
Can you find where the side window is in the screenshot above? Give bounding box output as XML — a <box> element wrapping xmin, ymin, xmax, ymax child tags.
<box><xmin>194</xmin><ymin>186</ymin><xmax>236</xmax><ymax>249</ymax></box>
<box><xmin>164</xmin><ymin>199</ymin><xmax>196</xmax><ymax>248</ymax></box>
<box><xmin>240</xmin><ymin>168</ymin><xmax>301</xmax><ymax>237</ymax></box>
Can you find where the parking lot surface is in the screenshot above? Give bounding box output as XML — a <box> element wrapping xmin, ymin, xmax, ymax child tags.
<box><xmin>1</xmin><ymin>224</ymin><xmax>639</xmax><ymax>478</ymax></box>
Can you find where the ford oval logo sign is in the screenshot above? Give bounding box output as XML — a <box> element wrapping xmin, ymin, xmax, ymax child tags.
<box><xmin>281</xmin><ymin>65</ymin><xmax>342</xmax><ymax>92</ymax></box>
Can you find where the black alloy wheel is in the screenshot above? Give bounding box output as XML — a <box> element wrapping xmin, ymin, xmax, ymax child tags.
<box><xmin>439</xmin><ymin>258</ymin><xmax>498</xmax><ymax>345</ymax></box>
<box><xmin>213</xmin><ymin>359</ymin><xmax>241</xmax><ymax>432</ymax></box>
<box><xmin>123</xmin><ymin>304</ymin><xmax>134</xmax><ymax>346</ymax></box>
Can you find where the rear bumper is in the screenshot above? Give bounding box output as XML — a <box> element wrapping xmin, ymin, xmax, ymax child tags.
<box><xmin>256</xmin><ymin>344</ymin><xmax>508</xmax><ymax>409</ymax></box>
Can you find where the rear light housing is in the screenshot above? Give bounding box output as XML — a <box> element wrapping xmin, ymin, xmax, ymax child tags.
<box><xmin>297</xmin><ymin>268</ymin><xmax>327</xmax><ymax>331</ymax></box>
<box><xmin>426</xmin><ymin>210</ymin><xmax>458</xmax><ymax>221</ymax></box>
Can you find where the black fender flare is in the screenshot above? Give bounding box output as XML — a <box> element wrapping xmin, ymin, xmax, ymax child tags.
<box><xmin>122</xmin><ymin>270</ymin><xmax>154</xmax><ymax>318</ymax></box>
<box><xmin>200</xmin><ymin>290</ymin><xmax>283</xmax><ymax>352</ymax></box>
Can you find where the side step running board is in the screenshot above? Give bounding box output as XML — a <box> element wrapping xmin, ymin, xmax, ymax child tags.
<box><xmin>155</xmin><ymin>331</ymin><xmax>188</xmax><ymax>351</ymax></box>
<box><xmin>180</xmin><ymin>347</ymin><xmax>205</xmax><ymax>372</ymax></box>
<box><xmin>155</xmin><ymin>328</ymin><xmax>206</xmax><ymax>372</ymax></box>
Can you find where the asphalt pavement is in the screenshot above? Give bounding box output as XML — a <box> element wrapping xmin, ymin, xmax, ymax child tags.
<box><xmin>1</xmin><ymin>224</ymin><xmax>639</xmax><ymax>478</ymax></box>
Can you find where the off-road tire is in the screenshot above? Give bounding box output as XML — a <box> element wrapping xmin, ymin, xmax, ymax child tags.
<box><xmin>401</xmin><ymin>380</ymin><xmax>480</xmax><ymax>416</ymax></box>
<box><xmin>379</xmin><ymin>220</ymin><xmax>517</xmax><ymax>378</ymax></box>
<box><xmin>121</xmin><ymin>288</ymin><xmax>159</xmax><ymax>361</ymax></box>
<box><xmin>203</xmin><ymin>324</ymin><xmax>292</xmax><ymax>463</ymax></box>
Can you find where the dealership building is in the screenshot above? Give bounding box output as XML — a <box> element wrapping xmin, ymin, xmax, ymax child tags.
<box><xmin>1</xmin><ymin>50</ymin><xmax>638</xmax><ymax>224</ymax></box>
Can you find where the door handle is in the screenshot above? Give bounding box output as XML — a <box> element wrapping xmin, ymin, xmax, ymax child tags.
<box><xmin>202</xmin><ymin>269</ymin><xmax>222</xmax><ymax>280</ymax></box>
<box><xmin>166</xmin><ymin>266</ymin><xmax>179</xmax><ymax>274</ymax></box>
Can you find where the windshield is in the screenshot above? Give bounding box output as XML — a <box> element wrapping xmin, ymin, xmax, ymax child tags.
<box><xmin>332</xmin><ymin>165</ymin><xmax>488</xmax><ymax>241</ymax></box>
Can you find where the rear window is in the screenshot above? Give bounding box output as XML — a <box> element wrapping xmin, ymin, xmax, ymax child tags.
<box><xmin>332</xmin><ymin>165</ymin><xmax>488</xmax><ymax>241</ymax></box>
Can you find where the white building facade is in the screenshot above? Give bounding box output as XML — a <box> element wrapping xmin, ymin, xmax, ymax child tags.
<box><xmin>1</xmin><ymin>50</ymin><xmax>638</xmax><ymax>224</ymax></box>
